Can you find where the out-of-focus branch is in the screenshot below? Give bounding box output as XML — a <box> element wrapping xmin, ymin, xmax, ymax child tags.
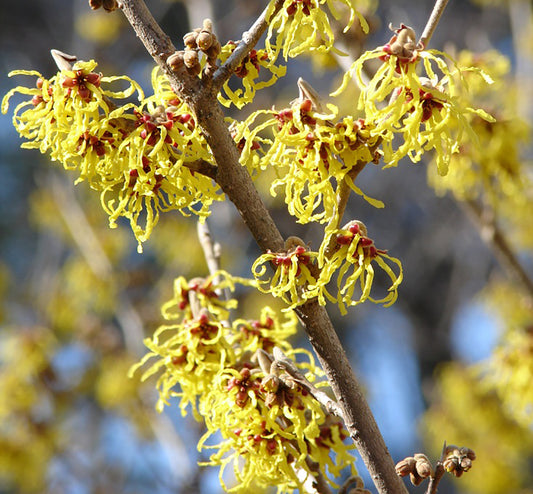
<box><xmin>49</xmin><ymin>174</ymin><xmax>145</xmax><ymax>356</ymax></box>
<box><xmin>461</xmin><ymin>199</ymin><xmax>533</xmax><ymax>302</ymax></box>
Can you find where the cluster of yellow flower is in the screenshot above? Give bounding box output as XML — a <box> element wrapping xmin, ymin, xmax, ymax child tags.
<box><xmin>265</xmin><ymin>0</ymin><xmax>368</xmax><ymax>60</ymax></box>
<box><xmin>133</xmin><ymin>271</ymin><xmax>357</xmax><ymax>492</ymax></box>
<box><xmin>2</xmin><ymin>62</ymin><xmax>221</xmax><ymax>252</ymax></box>
<box><xmin>217</xmin><ymin>42</ymin><xmax>287</xmax><ymax>108</ymax></box>
<box><xmin>236</xmin><ymin>96</ymin><xmax>383</xmax><ymax>224</ymax></box>
<box><xmin>333</xmin><ymin>24</ymin><xmax>495</xmax><ymax>175</ymax></box>
<box><xmin>253</xmin><ymin>221</ymin><xmax>402</xmax><ymax>313</ymax></box>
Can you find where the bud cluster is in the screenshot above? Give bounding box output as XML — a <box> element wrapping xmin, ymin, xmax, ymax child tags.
<box><xmin>396</xmin><ymin>445</ymin><xmax>476</xmax><ymax>488</ymax></box>
<box><xmin>442</xmin><ymin>445</ymin><xmax>476</xmax><ymax>477</ymax></box>
<box><xmin>395</xmin><ymin>453</ymin><xmax>433</xmax><ymax>486</ymax></box>
<box><xmin>88</xmin><ymin>0</ymin><xmax>118</xmax><ymax>12</ymax></box>
<box><xmin>168</xmin><ymin>19</ymin><xmax>221</xmax><ymax>77</ymax></box>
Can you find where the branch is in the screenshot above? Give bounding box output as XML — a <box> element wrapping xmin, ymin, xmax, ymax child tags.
<box><xmin>212</xmin><ymin>0</ymin><xmax>285</xmax><ymax>90</ymax></box>
<box><xmin>425</xmin><ymin>464</ymin><xmax>446</xmax><ymax>494</ymax></box>
<box><xmin>118</xmin><ymin>2</ymin><xmax>408</xmax><ymax>492</ymax></box>
<box><xmin>419</xmin><ymin>0</ymin><xmax>450</xmax><ymax>48</ymax></box>
<box><xmin>461</xmin><ymin>199</ymin><xmax>533</xmax><ymax>302</ymax></box>
<box><xmin>183</xmin><ymin>158</ymin><xmax>218</xmax><ymax>180</ymax></box>
<box><xmin>49</xmin><ymin>174</ymin><xmax>145</xmax><ymax>356</ymax></box>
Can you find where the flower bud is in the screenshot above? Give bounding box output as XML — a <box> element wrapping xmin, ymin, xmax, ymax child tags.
<box><xmin>183</xmin><ymin>50</ymin><xmax>199</xmax><ymax>69</ymax></box>
<box><xmin>395</xmin><ymin>456</ymin><xmax>416</xmax><ymax>477</ymax></box>
<box><xmin>197</xmin><ymin>31</ymin><xmax>214</xmax><ymax>51</ymax></box>
<box><xmin>414</xmin><ymin>453</ymin><xmax>433</xmax><ymax>478</ymax></box>
<box><xmin>205</xmin><ymin>37</ymin><xmax>221</xmax><ymax>59</ymax></box>
<box><xmin>183</xmin><ymin>31</ymin><xmax>198</xmax><ymax>49</ymax></box>
<box><xmin>167</xmin><ymin>51</ymin><xmax>184</xmax><ymax>69</ymax></box>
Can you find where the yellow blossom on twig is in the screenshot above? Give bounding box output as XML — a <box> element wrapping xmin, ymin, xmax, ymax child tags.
<box><xmin>252</xmin><ymin>237</ymin><xmax>319</xmax><ymax>309</ymax></box>
<box><xmin>265</xmin><ymin>0</ymin><xmax>368</xmax><ymax>60</ymax></box>
<box><xmin>131</xmin><ymin>311</ymin><xmax>234</xmax><ymax>417</ymax></box>
<box><xmin>314</xmin><ymin>220</ymin><xmax>403</xmax><ymax>314</ymax></box>
<box><xmin>2</xmin><ymin>62</ymin><xmax>224</xmax><ymax>251</ymax></box>
<box><xmin>241</xmin><ymin>97</ymin><xmax>382</xmax><ymax>225</ymax></box>
<box><xmin>332</xmin><ymin>24</ymin><xmax>495</xmax><ymax>175</ymax></box>
<box><xmin>217</xmin><ymin>42</ymin><xmax>287</xmax><ymax>108</ymax></box>
<box><xmin>198</xmin><ymin>349</ymin><xmax>356</xmax><ymax>492</ymax></box>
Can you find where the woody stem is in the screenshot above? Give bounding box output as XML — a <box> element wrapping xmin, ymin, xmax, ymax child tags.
<box><xmin>419</xmin><ymin>0</ymin><xmax>450</xmax><ymax>48</ymax></box>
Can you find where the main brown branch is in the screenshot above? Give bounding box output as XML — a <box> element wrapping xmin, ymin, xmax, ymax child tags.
<box><xmin>118</xmin><ymin>1</ymin><xmax>408</xmax><ymax>493</ymax></box>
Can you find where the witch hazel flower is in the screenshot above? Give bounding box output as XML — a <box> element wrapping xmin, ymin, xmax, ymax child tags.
<box><xmin>265</xmin><ymin>0</ymin><xmax>369</xmax><ymax>60</ymax></box>
<box><xmin>131</xmin><ymin>309</ymin><xmax>235</xmax><ymax>418</ymax></box>
<box><xmin>230</xmin><ymin>307</ymin><xmax>299</xmax><ymax>355</ymax></box>
<box><xmin>314</xmin><ymin>220</ymin><xmax>403</xmax><ymax>314</ymax></box>
<box><xmin>2</xmin><ymin>56</ymin><xmax>143</xmax><ymax>168</ymax></box>
<box><xmin>198</xmin><ymin>348</ymin><xmax>356</xmax><ymax>493</ymax></box>
<box><xmin>217</xmin><ymin>41</ymin><xmax>287</xmax><ymax>109</ymax></box>
<box><xmin>332</xmin><ymin>24</ymin><xmax>495</xmax><ymax>175</ymax></box>
<box><xmin>252</xmin><ymin>236</ymin><xmax>319</xmax><ymax>309</ymax></box>
<box><xmin>240</xmin><ymin>83</ymin><xmax>382</xmax><ymax>225</ymax></box>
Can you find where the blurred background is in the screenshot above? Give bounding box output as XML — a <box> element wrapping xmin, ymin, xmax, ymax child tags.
<box><xmin>0</xmin><ymin>0</ymin><xmax>532</xmax><ymax>493</ymax></box>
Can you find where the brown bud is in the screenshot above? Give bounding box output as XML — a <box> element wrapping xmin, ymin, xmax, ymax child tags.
<box><xmin>414</xmin><ymin>453</ymin><xmax>433</xmax><ymax>478</ymax></box>
<box><xmin>88</xmin><ymin>0</ymin><xmax>118</xmax><ymax>11</ymax></box>
<box><xmin>187</xmin><ymin>62</ymin><xmax>202</xmax><ymax>77</ymax></box>
<box><xmin>102</xmin><ymin>0</ymin><xmax>118</xmax><ymax>11</ymax></box>
<box><xmin>197</xmin><ymin>31</ymin><xmax>214</xmax><ymax>51</ymax></box>
<box><xmin>284</xmin><ymin>236</ymin><xmax>306</xmax><ymax>251</ymax></box>
<box><xmin>395</xmin><ymin>457</ymin><xmax>416</xmax><ymax>477</ymax></box>
<box><xmin>442</xmin><ymin>445</ymin><xmax>475</xmax><ymax>477</ymax></box>
<box><xmin>409</xmin><ymin>471</ymin><xmax>425</xmax><ymax>486</ymax></box>
<box><xmin>183</xmin><ymin>49</ymin><xmax>199</xmax><ymax>69</ymax></box>
<box><xmin>202</xmin><ymin>18</ymin><xmax>213</xmax><ymax>32</ymax></box>
<box><xmin>205</xmin><ymin>37</ymin><xmax>221</xmax><ymax>59</ymax></box>
<box><xmin>167</xmin><ymin>51</ymin><xmax>184</xmax><ymax>70</ymax></box>
<box><xmin>183</xmin><ymin>31</ymin><xmax>198</xmax><ymax>49</ymax></box>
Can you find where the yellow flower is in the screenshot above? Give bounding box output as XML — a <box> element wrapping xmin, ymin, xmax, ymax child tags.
<box><xmin>3</xmin><ymin>63</ymin><xmax>225</xmax><ymax>251</ymax></box>
<box><xmin>217</xmin><ymin>42</ymin><xmax>287</xmax><ymax>108</ymax></box>
<box><xmin>265</xmin><ymin>0</ymin><xmax>368</xmax><ymax>60</ymax></box>
<box><xmin>199</xmin><ymin>350</ymin><xmax>356</xmax><ymax>492</ymax></box>
<box><xmin>241</xmin><ymin>98</ymin><xmax>382</xmax><ymax>225</ymax></box>
<box><xmin>314</xmin><ymin>220</ymin><xmax>403</xmax><ymax>314</ymax></box>
<box><xmin>100</xmin><ymin>84</ymin><xmax>221</xmax><ymax>250</ymax></box>
<box><xmin>131</xmin><ymin>311</ymin><xmax>234</xmax><ymax>417</ymax></box>
<box><xmin>230</xmin><ymin>306</ymin><xmax>299</xmax><ymax>354</ymax></box>
<box><xmin>2</xmin><ymin>61</ymin><xmax>142</xmax><ymax>164</ymax></box>
<box><xmin>161</xmin><ymin>270</ymin><xmax>257</xmax><ymax>322</ymax></box>
<box><xmin>332</xmin><ymin>25</ymin><xmax>494</xmax><ymax>175</ymax></box>
<box><xmin>252</xmin><ymin>237</ymin><xmax>319</xmax><ymax>309</ymax></box>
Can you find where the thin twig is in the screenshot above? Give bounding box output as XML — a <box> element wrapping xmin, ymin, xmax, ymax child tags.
<box><xmin>196</xmin><ymin>220</ymin><xmax>232</xmax><ymax>308</ymax></box>
<box><xmin>461</xmin><ymin>199</ymin><xmax>533</xmax><ymax>302</ymax></box>
<box><xmin>49</xmin><ymin>174</ymin><xmax>145</xmax><ymax>356</ymax></box>
<box><xmin>425</xmin><ymin>464</ymin><xmax>446</xmax><ymax>494</ymax></box>
<box><xmin>419</xmin><ymin>0</ymin><xmax>450</xmax><ymax>49</ymax></box>
<box><xmin>212</xmin><ymin>0</ymin><xmax>285</xmax><ymax>90</ymax></box>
